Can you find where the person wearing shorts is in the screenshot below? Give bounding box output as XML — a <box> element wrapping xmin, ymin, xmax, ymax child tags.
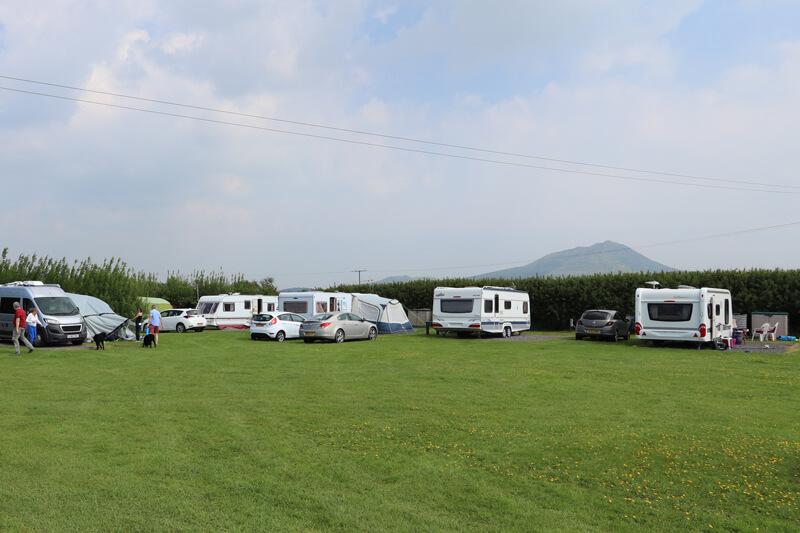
<box><xmin>149</xmin><ymin>305</ymin><xmax>162</xmax><ymax>346</ymax></box>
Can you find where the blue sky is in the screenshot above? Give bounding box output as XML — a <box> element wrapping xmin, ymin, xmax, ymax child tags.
<box><xmin>0</xmin><ymin>1</ymin><xmax>799</xmax><ymax>288</ymax></box>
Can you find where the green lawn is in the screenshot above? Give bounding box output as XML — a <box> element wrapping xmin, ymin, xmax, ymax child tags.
<box><xmin>1</xmin><ymin>330</ymin><xmax>798</xmax><ymax>531</ymax></box>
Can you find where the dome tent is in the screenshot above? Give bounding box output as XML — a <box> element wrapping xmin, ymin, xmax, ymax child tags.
<box><xmin>66</xmin><ymin>293</ymin><xmax>135</xmax><ymax>341</ymax></box>
<box><xmin>351</xmin><ymin>293</ymin><xmax>413</xmax><ymax>334</ymax></box>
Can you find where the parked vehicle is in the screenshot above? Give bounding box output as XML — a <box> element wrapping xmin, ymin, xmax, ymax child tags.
<box><xmin>575</xmin><ymin>309</ymin><xmax>629</xmax><ymax>341</ymax></box>
<box><xmin>196</xmin><ymin>294</ymin><xmax>277</xmax><ymax>329</ymax></box>
<box><xmin>278</xmin><ymin>291</ymin><xmax>352</xmax><ymax>319</ymax></box>
<box><xmin>159</xmin><ymin>308</ymin><xmax>207</xmax><ymax>333</ymax></box>
<box><xmin>299</xmin><ymin>312</ymin><xmax>378</xmax><ymax>343</ymax></box>
<box><xmin>250</xmin><ymin>312</ymin><xmax>306</xmax><ymax>341</ymax></box>
<box><xmin>634</xmin><ymin>285</ymin><xmax>734</xmax><ymax>345</ymax></box>
<box><xmin>431</xmin><ymin>286</ymin><xmax>530</xmax><ymax>337</ymax></box>
<box><xmin>0</xmin><ymin>281</ymin><xmax>87</xmax><ymax>346</ymax></box>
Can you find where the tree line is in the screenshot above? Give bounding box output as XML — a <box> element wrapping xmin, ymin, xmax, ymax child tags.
<box><xmin>336</xmin><ymin>269</ymin><xmax>800</xmax><ymax>333</ymax></box>
<box><xmin>0</xmin><ymin>249</ymin><xmax>276</xmax><ymax>316</ymax></box>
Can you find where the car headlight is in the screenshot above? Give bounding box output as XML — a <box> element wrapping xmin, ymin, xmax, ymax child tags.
<box><xmin>45</xmin><ymin>318</ymin><xmax>59</xmax><ymax>325</ymax></box>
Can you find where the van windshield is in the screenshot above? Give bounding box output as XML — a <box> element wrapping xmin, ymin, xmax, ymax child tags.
<box><xmin>440</xmin><ymin>299</ymin><xmax>474</xmax><ymax>313</ymax></box>
<box><xmin>36</xmin><ymin>297</ymin><xmax>80</xmax><ymax>316</ymax></box>
<box><xmin>648</xmin><ymin>303</ymin><xmax>693</xmax><ymax>322</ymax></box>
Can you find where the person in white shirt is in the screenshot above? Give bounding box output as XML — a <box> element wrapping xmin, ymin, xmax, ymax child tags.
<box><xmin>26</xmin><ymin>307</ymin><xmax>40</xmax><ymax>346</ymax></box>
<box><xmin>149</xmin><ymin>305</ymin><xmax>162</xmax><ymax>346</ymax></box>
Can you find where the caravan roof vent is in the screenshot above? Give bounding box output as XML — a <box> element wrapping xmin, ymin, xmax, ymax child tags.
<box><xmin>2</xmin><ymin>280</ymin><xmax>47</xmax><ymax>287</ymax></box>
<box><xmin>677</xmin><ymin>285</ymin><xmax>697</xmax><ymax>289</ymax></box>
<box><xmin>644</xmin><ymin>281</ymin><xmax>661</xmax><ymax>289</ymax></box>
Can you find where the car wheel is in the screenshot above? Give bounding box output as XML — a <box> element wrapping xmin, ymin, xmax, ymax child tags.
<box><xmin>176</xmin><ymin>323</ymin><xmax>186</xmax><ymax>333</ymax></box>
<box><xmin>575</xmin><ymin>334</ymin><xmax>583</xmax><ymax>341</ymax></box>
<box><xmin>250</xmin><ymin>333</ymin><xmax>257</xmax><ymax>341</ymax></box>
<box><xmin>303</xmin><ymin>339</ymin><xmax>314</xmax><ymax>344</ymax></box>
<box><xmin>71</xmin><ymin>340</ymin><xmax>84</xmax><ymax>346</ymax></box>
<box><xmin>196</xmin><ymin>328</ymin><xmax>204</xmax><ymax>333</ymax></box>
<box><xmin>276</xmin><ymin>331</ymin><xmax>286</xmax><ymax>342</ymax></box>
<box><xmin>368</xmin><ymin>327</ymin><xmax>377</xmax><ymax>340</ymax></box>
<box><xmin>334</xmin><ymin>329</ymin><xmax>345</xmax><ymax>343</ymax></box>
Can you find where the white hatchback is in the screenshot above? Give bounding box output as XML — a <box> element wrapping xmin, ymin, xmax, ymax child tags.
<box><xmin>250</xmin><ymin>312</ymin><xmax>306</xmax><ymax>342</ymax></box>
<box><xmin>159</xmin><ymin>308</ymin><xmax>207</xmax><ymax>333</ymax></box>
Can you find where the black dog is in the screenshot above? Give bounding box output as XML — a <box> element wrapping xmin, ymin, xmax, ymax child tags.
<box><xmin>93</xmin><ymin>332</ymin><xmax>107</xmax><ymax>350</ymax></box>
<box><xmin>142</xmin><ymin>333</ymin><xmax>156</xmax><ymax>348</ymax></box>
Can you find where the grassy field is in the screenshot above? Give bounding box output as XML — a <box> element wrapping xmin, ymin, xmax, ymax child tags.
<box><xmin>0</xmin><ymin>330</ymin><xmax>798</xmax><ymax>531</ymax></box>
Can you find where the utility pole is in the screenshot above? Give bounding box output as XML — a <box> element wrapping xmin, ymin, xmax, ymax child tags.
<box><xmin>352</xmin><ymin>269</ymin><xmax>366</xmax><ymax>284</ymax></box>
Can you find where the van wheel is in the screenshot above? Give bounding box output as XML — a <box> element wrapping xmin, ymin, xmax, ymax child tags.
<box><xmin>334</xmin><ymin>329</ymin><xmax>345</xmax><ymax>343</ymax></box>
<box><xmin>71</xmin><ymin>340</ymin><xmax>84</xmax><ymax>346</ymax></box>
<box><xmin>176</xmin><ymin>323</ymin><xmax>186</xmax><ymax>333</ymax></box>
<box><xmin>275</xmin><ymin>331</ymin><xmax>285</xmax><ymax>342</ymax></box>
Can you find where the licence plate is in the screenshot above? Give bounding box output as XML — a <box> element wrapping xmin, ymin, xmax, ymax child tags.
<box><xmin>67</xmin><ymin>334</ymin><xmax>80</xmax><ymax>339</ymax></box>
<box><xmin>586</xmin><ymin>328</ymin><xmax>600</xmax><ymax>334</ymax></box>
<box><xmin>304</xmin><ymin>332</ymin><xmax>315</xmax><ymax>336</ymax></box>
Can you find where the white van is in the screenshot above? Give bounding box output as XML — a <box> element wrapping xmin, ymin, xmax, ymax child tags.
<box><xmin>634</xmin><ymin>285</ymin><xmax>734</xmax><ymax>345</ymax></box>
<box><xmin>196</xmin><ymin>294</ymin><xmax>277</xmax><ymax>329</ymax></box>
<box><xmin>278</xmin><ymin>292</ymin><xmax>352</xmax><ymax>319</ymax></box>
<box><xmin>432</xmin><ymin>286</ymin><xmax>531</xmax><ymax>337</ymax></box>
<box><xmin>0</xmin><ymin>281</ymin><xmax>87</xmax><ymax>346</ymax></box>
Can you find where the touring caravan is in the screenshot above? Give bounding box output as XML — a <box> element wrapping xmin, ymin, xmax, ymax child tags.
<box><xmin>0</xmin><ymin>281</ymin><xmax>87</xmax><ymax>346</ymax></box>
<box><xmin>432</xmin><ymin>286</ymin><xmax>531</xmax><ymax>337</ymax></box>
<box><xmin>278</xmin><ymin>291</ymin><xmax>352</xmax><ymax>319</ymax></box>
<box><xmin>196</xmin><ymin>294</ymin><xmax>277</xmax><ymax>329</ymax></box>
<box><xmin>634</xmin><ymin>285</ymin><xmax>734</xmax><ymax>345</ymax></box>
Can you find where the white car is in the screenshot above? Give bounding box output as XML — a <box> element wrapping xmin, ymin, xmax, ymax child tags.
<box><xmin>250</xmin><ymin>312</ymin><xmax>306</xmax><ymax>342</ymax></box>
<box><xmin>159</xmin><ymin>308</ymin><xmax>207</xmax><ymax>333</ymax></box>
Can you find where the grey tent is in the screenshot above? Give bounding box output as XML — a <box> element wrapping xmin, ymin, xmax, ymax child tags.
<box><xmin>66</xmin><ymin>293</ymin><xmax>135</xmax><ymax>341</ymax></box>
<box><xmin>351</xmin><ymin>293</ymin><xmax>413</xmax><ymax>333</ymax></box>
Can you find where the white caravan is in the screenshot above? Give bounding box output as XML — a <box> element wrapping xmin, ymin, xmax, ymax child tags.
<box><xmin>634</xmin><ymin>285</ymin><xmax>734</xmax><ymax>344</ymax></box>
<box><xmin>432</xmin><ymin>286</ymin><xmax>531</xmax><ymax>337</ymax></box>
<box><xmin>196</xmin><ymin>294</ymin><xmax>277</xmax><ymax>329</ymax></box>
<box><xmin>278</xmin><ymin>291</ymin><xmax>352</xmax><ymax>319</ymax></box>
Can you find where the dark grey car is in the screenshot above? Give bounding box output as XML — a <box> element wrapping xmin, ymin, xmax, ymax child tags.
<box><xmin>575</xmin><ymin>309</ymin><xmax>630</xmax><ymax>341</ymax></box>
<box><xmin>300</xmin><ymin>312</ymin><xmax>378</xmax><ymax>343</ymax></box>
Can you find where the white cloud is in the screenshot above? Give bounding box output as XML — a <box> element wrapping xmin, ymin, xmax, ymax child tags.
<box><xmin>161</xmin><ymin>32</ymin><xmax>205</xmax><ymax>55</ymax></box>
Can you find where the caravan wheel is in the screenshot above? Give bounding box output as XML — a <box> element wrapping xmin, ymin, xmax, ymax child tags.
<box><xmin>504</xmin><ymin>326</ymin><xmax>512</xmax><ymax>338</ymax></box>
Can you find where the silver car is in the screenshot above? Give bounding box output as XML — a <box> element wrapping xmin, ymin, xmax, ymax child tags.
<box><xmin>300</xmin><ymin>312</ymin><xmax>378</xmax><ymax>343</ymax></box>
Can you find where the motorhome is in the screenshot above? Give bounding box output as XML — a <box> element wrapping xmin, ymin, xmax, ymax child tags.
<box><xmin>196</xmin><ymin>294</ymin><xmax>277</xmax><ymax>329</ymax></box>
<box><xmin>278</xmin><ymin>291</ymin><xmax>352</xmax><ymax>319</ymax></box>
<box><xmin>634</xmin><ymin>285</ymin><xmax>734</xmax><ymax>345</ymax></box>
<box><xmin>0</xmin><ymin>281</ymin><xmax>87</xmax><ymax>346</ymax></box>
<box><xmin>432</xmin><ymin>286</ymin><xmax>531</xmax><ymax>337</ymax></box>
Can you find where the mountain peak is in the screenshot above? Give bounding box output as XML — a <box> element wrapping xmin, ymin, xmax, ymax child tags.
<box><xmin>475</xmin><ymin>241</ymin><xmax>673</xmax><ymax>279</ymax></box>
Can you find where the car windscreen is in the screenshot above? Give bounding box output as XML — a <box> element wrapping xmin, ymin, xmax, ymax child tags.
<box><xmin>35</xmin><ymin>297</ymin><xmax>79</xmax><ymax>316</ymax></box>
<box><xmin>439</xmin><ymin>299</ymin><xmax>474</xmax><ymax>313</ymax></box>
<box><xmin>252</xmin><ymin>314</ymin><xmax>273</xmax><ymax>322</ymax></box>
<box><xmin>582</xmin><ymin>310</ymin><xmax>611</xmax><ymax>320</ymax></box>
<box><xmin>310</xmin><ymin>313</ymin><xmax>334</xmax><ymax>321</ymax></box>
<box><xmin>647</xmin><ymin>303</ymin><xmax>693</xmax><ymax>322</ymax></box>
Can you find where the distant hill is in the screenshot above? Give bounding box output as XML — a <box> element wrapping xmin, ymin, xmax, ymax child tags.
<box><xmin>375</xmin><ymin>275</ymin><xmax>415</xmax><ymax>283</ymax></box>
<box><xmin>475</xmin><ymin>241</ymin><xmax>674</xmax><ymax>278</ymax></box>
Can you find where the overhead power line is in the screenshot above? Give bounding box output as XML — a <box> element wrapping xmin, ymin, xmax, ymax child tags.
<box><xmin>1</xmin><ymin>73</ymin><xmax>798</xmax><ymax>192</ymax></box>
<box><xmin>270</xmin><ymin>219</ymin><xmax>800</xmax><ymax>278</ymax></box>
<box><xmin>2</xmin><ymin>85</ymin><xmax>798</xmax><ymax>196</ymax></box>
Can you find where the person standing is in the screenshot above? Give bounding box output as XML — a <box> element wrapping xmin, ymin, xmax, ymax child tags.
<box><xmin>149</xmin><ymin>304</ymin><xmax>162</xmax><ymax>346</ymax></box>
<box><xmin>134</xmin><ymin>307</ymin><xmax>143</xmax><ymax>341</ymax></box>
<box><xmin>26</xmin><ymin>307</ymin><xmax>40</xmax><ymax>346</ymax></box>
<box><xmin>11</xmin><ymin>301</ymin><xmax>34</xmax><ymax>355</ymax></box>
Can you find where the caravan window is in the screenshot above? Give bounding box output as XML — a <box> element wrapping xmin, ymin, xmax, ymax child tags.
<box><xmin>440</xmin><ymin>299</ymin><xmax>474</xmax><ymax>313</ymax></box>
<box><xmin>504</xmin><ymin>300</ymin><xmax>512</xmax><ymax>310</ymax></box>
<box><xmin>715</xmin><ymin>304</ymin><xmax>721</xmax><ymax>316</ymax></box>
<box><xmin>244</xmin><ymin>301</ymin><xmax>251</xmax><ymax>310</ymax></box>
<box><xmin>267</xmin><ymin>303</ymin><xmax>276</xmax><ymax>312</ymax></box>
<box><xmin>648</xmin><ymin>303</ymin><xmax>693</xmax><ymax>322</ymax></box>
<box><xmin>283</xmin><ymin>301</ymin><xmax>308</xmax><ymax>314</ymax></box>
<box><xmin>199</xmin><ymin>302</ymin><xmax>219</xmax><ymax>314</ymax></box>
<box><xmin>523</xmin><ymin>301</ymin><xmax>529</xmax><ymax>314</ymax></box>
<box><xmin>223</xmin><ymin>302</ymin><xmax>235</xmax><ymax>312</ymax></box>
<box><xmin>484</xmin><ymin>299</ymin><xmax>493</xmax><ymax>313</ymax></box>
<box><xmin>724</xmin><ymin>300</ymin><xmax>730</xmax><ymax>323</ymax></box>
<box><xmin>316</xmin><ymin>301</ymin><xmax>328</xmax><ymax>313</ymax></box>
